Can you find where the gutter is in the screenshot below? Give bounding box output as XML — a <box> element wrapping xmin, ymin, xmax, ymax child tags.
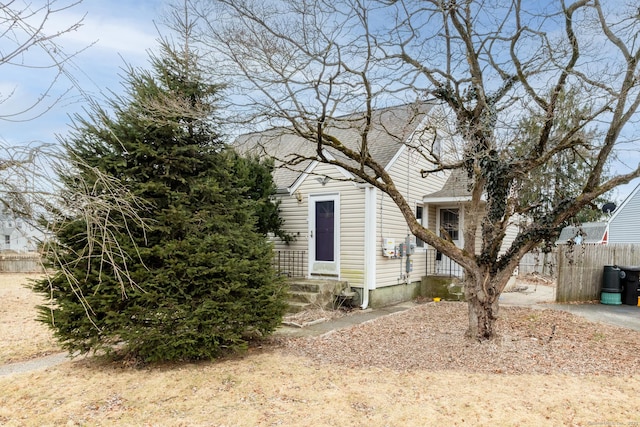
<box><xmin>362</xmin><ymin>185</ymin><xmax>377</xmax><ymax>309</ymax></box>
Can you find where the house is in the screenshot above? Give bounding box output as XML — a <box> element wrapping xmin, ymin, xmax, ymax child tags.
<box><xmin>607</xmin><ymin>182</ymin><xmax>640</xmax><ymax>244</ymax></box>
<box><xmin>557</xmin><ymin>222</ymin><xmax>608</xmax><ymax>245</ymax></box>
<box><xmin>236</xmin><ymin>102</ymin><xmax>517</xmax><ymax>308</ymax></box>
<box><xmin>0</xmin><ymin>210</ymin><xmax>43</xmax><ymax>252</ymax></box>
<box><xmin>556</xmin><ymin>181</ymin><xmax>640</xmax><ymax>245</ymax></box>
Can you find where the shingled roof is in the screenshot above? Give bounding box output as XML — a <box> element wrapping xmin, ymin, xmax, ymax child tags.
<box><xmin>422</xmin><ymin>168</ymin><xmax>474</xmax><ymax>203</ymax></box>
<box><xmin>557</xmin><ymin>222</ymin><xmax>608</xmax><ymax>244</ymax></box>
<box><xmin>234</xmin><ymin>102</ymin><xmax>433</xmax><ymax>190</ymax></box>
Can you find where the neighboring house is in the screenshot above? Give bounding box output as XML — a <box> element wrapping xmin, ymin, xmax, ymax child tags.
<box><xmin>555</xmin><ymin>180</ymin><xmax>640</xmax><ymax>245</ymax></box>
<box><xmin>556</xmin><ymin>181</ymin><xmax>640</xmax><ymax>245</ymax></box>
<box><xmin>557</xmin><ymin>222</ymin><xmax>608</xmax><ymax>245</ymax></box>
<box><xmin>236</xmin><ymin>102</ymin><xmax>518</xmax><ymax>308</ymax></box>
<box><xmin>607</xmin><ymin>182</ymin><xmax>640</xmax><ymax>244</ymax></box>
<box><xmin>0</xmin><ymin>211</ymin><xmax>43</xmax><ymax>252</ymax></box>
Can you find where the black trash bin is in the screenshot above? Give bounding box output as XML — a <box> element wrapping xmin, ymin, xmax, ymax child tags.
<box><xmin>619</xmin><ymin>266</ymin><xmax>640</xmax><ymax>306</ymax></box>
<box><xmin>601</xmin><ymin>265</ymin><xmax>623</xmax><ymax>305</ymax></box>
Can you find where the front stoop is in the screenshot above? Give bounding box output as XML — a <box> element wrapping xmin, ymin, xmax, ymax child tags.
<box><xmin>286</xmin><ymin>279</ymin><xmax>350</xmax><ymax>313</ymax></box>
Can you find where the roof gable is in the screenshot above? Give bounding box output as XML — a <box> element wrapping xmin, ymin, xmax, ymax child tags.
<box><xmin>234</xmin><ymin>102</ymin><xmax>434</xmax><ymax>190</ymax></box>
<box><xmin>608</xmin><ymin>181</ymin><xmax>640</xmax><ymax>224</ymax></box>
<box><xmin>422</xmin><ymin>169</ymin><xmax>478</xmax><ymax>203</ymax></box>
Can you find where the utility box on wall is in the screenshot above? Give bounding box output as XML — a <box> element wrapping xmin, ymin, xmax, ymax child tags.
<box><xmin>382</xmin><ymin>238</ymin><xmax>396</xmax><ymax>257</ymax></box>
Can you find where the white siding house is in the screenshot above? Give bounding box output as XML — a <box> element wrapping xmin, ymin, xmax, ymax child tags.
<box><xmin>608</xmin><ymin>183</ymin><xmax>640</xmax><ymax>244</ymax></box>
<box><xmin>0</xmin><ymin>212</ymin><xmax>43</xmax><ymax>252</ymax></box>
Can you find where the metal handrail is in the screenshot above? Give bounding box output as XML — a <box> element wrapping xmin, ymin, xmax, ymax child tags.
<box><xmin>272</xmin><ymin>250</ymin><xmax>306</xmax><ymax>278</ymax></box>
<box><xmin>425</xmin><ymin>248</ymin><xmax>465</xmax><ymax>278</ymax></box>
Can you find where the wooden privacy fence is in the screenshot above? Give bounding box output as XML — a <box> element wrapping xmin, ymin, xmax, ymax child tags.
<box><xmin>556</xmin><ymin>244</ymin><xmax>640</xmax><ymax>302</ymax></box>
<box><xmin>0</xmin><ymin>253</ymin><xmax>44</xmax><ymax>273</ymax></box>
<box><xmin>518</xmin><ymin>250</ymin><xmax>557</xmax><ymax>277</ymax></box>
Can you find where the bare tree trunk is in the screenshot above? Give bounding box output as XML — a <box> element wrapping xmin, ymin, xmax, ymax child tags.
<box><xmin>466</xmin><ymin>292</ymin><xmax>500</xmax><ymax>340</ymax></box>
<box><xmin>464</xmin><ymin>273</ymin><xmax>509</xmax><ymax>340</ymax></box>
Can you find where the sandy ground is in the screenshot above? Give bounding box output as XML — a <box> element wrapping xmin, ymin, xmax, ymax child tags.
<box><xmin>2</xmin><ymin>274</ymin><xmax>640</xmax><ymax>426</ymax></box>
<box><xmin>0</xmin><ymin>273</ymin><xmax>60</xmax><ymax>364</ymax></box>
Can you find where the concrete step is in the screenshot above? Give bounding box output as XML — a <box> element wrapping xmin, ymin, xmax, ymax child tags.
<box><xmin>286</xmin><ymin>279</ymin><xmax>350</xmax><ymax>313</ymax></box>
<box><xmin>289</xmin><ymin>291</ymin><xmax>321</xmax><ymax>304</ymax></box>
<box><xmin>289</xmin><ymin>282</ymin><xmax>320</xmax><ymax>293</ymax></box>
<box><xmin>287</xmin><ymin>301</ymin><xmax>313</xmax><ymax>314</ymax></box>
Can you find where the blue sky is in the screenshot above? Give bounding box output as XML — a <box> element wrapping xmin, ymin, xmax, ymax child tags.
<box><xmin>0</xmin><ymin>0</ymin><xmax>160</xmax><ymax>145</ymax></box>
<box><xmin>1</xmin><ymin>0</ymin><xmax>638</xmax><ymax>206</ymax></box>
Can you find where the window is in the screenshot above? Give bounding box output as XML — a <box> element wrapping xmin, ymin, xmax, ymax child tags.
<box><xmin>440</xmin><ymin>208</ymin><xmax>459</xmax><ymax>242</ymax></box>
<box><xmin>4</xmin><ymin>235</ymin><xmax>10</xmax><ymax>247</ymax></box>
<box><xmin>415</xmin><ymin>205</ymin><xmax>424</xmax><ymax>248</ymax></box>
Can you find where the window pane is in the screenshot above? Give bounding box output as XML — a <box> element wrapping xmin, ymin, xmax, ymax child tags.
<box><xmin>315</xmin><ymin>201</ymin><xmax>334</xmax><ymax>261</ymax></box>
<box><xmin>440</xmin><ymin>208</ymin><xmax>459</xmax><ymax>241</ymax></box>
<box><xmin>415</xmin><ymin>205</ymin><xmax>424</xmax><ymax>247</ymax></box>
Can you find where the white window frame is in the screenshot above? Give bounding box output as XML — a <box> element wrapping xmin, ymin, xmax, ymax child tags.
<box><xmin>415</xmin><ymin>204</ymin><xmax>425</xmax><ymax>249</ymax></box>
<box><xmin>436</xmin><ymin>206</ymin><xmax>464</xmax><ymax>248</ymax></box>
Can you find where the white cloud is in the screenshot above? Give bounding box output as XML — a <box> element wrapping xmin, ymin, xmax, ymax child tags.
<box><xmin>46</xmin><ymin>2</ymin><xmax>160</xmax><ymax>64</ymax></box>
<box><xmin>0</xmin><ymin>0</ymin><xmax>163</xmax><ymax>144</ymax></box>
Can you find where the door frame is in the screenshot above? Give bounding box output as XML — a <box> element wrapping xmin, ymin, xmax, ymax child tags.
<box><xmin>308</xmin><ymin>193</ymin><xmax>340</xmax><ymax>278</ymax></box>
<box><xmin>435</xmin><ymin>206</ymin><xmax>464</xmax><ymax>276</ymax></box>
<box><xmin>436</xmin><ymin>206</ymin><xmax>463</xmax><ymax>247</ymax></box>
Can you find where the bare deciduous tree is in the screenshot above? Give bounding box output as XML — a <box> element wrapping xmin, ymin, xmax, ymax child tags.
<box><xmin>0</xmin><ymin>1</ymin><xmax>148</xmax><ymax>297</ymax></box>
<box><xmin>1</xmin><ymin>0</ymin><xmax>87</xmax><ymax>215</ymax></box>
<box><xmin>0</xmin><ymin>0</ymin><xmax>89</xmax><ymax>123</ymax></box>
<box><xmin>196</xmin><ymin>0</ymin><xmax>640</xmax><ymax>340</ymax></box>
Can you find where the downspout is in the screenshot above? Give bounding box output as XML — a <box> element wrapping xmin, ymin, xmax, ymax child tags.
<box><xmin>362</xmin><ymin>185</ymin><xmax>377</xmax><ymax>309</ymax></box>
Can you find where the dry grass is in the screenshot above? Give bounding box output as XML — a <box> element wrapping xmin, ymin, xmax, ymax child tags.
<box><xmin>2</xmin><ymin>274</ymin><xmax>640</xmax><ymax>426</ymax></box>
<box><xmin>0</xmin><ymin>273</ymin><xmax>60</xmax><ymax>364</ymax></box>
<box><xmin>3</xmin><ymin>352</ymin><xmax>640</xmax><ymax>426</ymax></box>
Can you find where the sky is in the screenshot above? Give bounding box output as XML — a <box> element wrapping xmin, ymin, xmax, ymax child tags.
<box><xmin>1</xmin><ymin>0</ymin><xmax>160</xmax><ymax>145</ymax></box>
<box><xmin>1</xmin><ymin>0</ymin><xmax>638</xmax><ymax>208</ymax></box>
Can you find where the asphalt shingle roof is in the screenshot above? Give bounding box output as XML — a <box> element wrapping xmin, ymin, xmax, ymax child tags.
<box><xmin>234</xmin><ymin>102</ymin><xmax>433</xmax><ymax>190</ymax></box>
<box><xmin>557</xmin><ymin>222</ymin><xmax>608</xmax><ymax>244</ymax></box>
<box><xmin>423</xmin><ymin>168</ymin><xmax>472</xmax><ymax>200</ymax></box>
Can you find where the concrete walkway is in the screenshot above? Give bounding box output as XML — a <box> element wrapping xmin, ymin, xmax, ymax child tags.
<box><xmin>0</xmin><ymin>353</ymin><xmax>71</xmax><ymax>377</ymax></box>
<box><xmin>277</xmin><ymin>301</ymin><xmax>419</xmax><ymax>338</ymax></box>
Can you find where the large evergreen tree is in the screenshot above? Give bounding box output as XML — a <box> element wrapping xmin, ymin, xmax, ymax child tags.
<box><xmin>33</xmin><ymin>25</ymin><xmax>287</xmax><ymax>362</ymax></box>
<box><xmin>514</xmin><ymin>89</ymin><xmax>611</xmax><ymax>226</ymax></box>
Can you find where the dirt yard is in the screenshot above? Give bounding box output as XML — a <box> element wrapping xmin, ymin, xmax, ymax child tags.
<box><xmin>0</xmin><ymin>274</ymin><xmax>60</xmax><ymax>364</ymax></box>
<box><xmin>1</xmin><ymin>273</ymin><xmax>640</xmax><ymax>426</ymax></box>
